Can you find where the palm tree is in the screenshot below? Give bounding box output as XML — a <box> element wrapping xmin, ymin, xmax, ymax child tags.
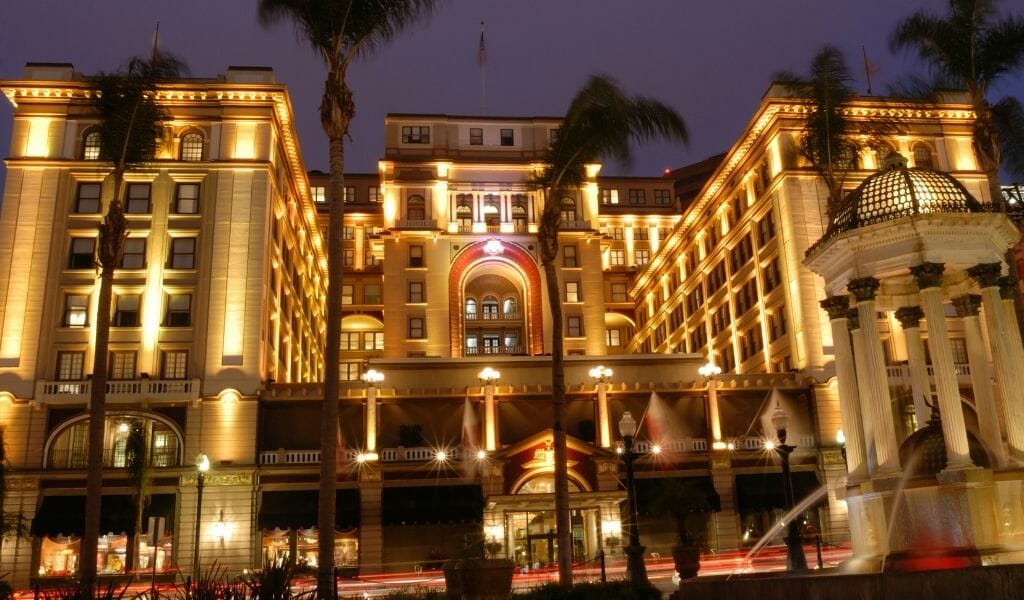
<box><xmin>124</xmin><ymin>420</ymin><xmax>150</xmax><ymax>575</ymax></box>
<box><xmin>0</xmin><ymin>427</ymin><xmax>30</xmax><ymax>543</ymax></box>
<box><xmin>80</xmin><ymin>52</ymin><xmax>184</xmax><ymax>592</ymax></box>
<box><xmin>774</xmin><ymin>46</ymin><xmax>866</xmax><ymax>215</ymax></box>
<box><xmin>537</xmin><ymin>75</ymin><xmax>687</xmax><ymax>583</ymax></box>
<box><xmin>891</xmin><ymin>0</ymin><xmax>1024</xmax><ymax>209</ymax></box>
<box><xmin>256</xmin><ymin>2</ymin><xmax>440</xmax><ymax>595</ymax></box>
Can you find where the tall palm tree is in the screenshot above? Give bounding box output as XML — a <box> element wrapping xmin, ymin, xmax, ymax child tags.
<box><xmin>891</xmin><ymin>0</ymin><xmax>1024</xmax><ymax>209</ymax></box>
<box><xmin>80</xmin><ymin>53</ymin><xmax>184</xmax><ymax>592</ymax></box>
<box><xmin>124</xmin><ymin>420</ymin><xmax>150</xmax><ymax>575</ymax></box>
<box><xmin>537</xmin><ymin>75</ymin><xmax>687</xmax><ymax>583</ymax></box>
<box><xmin>774</xmin><ymin>46</ymin><xmax>864</xmax><ymax>215</ymax></box>
<box><xmin>257</xmin><ymin>2</ymin><xmax>440</xmax><ymax>595</ymax></box>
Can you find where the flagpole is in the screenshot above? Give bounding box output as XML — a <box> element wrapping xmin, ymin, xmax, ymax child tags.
<box><xmin>862</xmin><ymin>45</ymin><xmax>873</xmax><ymax>96</ymax></box>
<box><xmin>152</xmin><ymin>21</ymin><xmax>160</xmax><ymax>60</ymax></box>
<box><xmin>479</xmin><ymin>21</ymin><xmax>486</xmax><ymax>115</ymax></box>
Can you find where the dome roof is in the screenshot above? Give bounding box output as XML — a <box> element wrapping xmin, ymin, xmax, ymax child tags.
<box><xmin>898</xmin><ymin>408</ymin><xmax>990</xmax><ymax>479</ymax></box>
<box><xmin>824</xmin><ymin>164</ymin><xmax>986</xmax><ymax>241</ymax></box>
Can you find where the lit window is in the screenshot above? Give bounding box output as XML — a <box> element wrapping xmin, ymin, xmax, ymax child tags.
<box><xmin>406</xmin><ymin>195</ymin><xmax>426</xmax><ymax>221</ymax></box>
<box><xmin>75</xmin><ymin>182</ymin><xmax>102</xmax><ymax>213</ymax></box>
<box><xmin>165</xmin><ymin>294</ymin><xmax>192</xmax><ymax>327</ymax></box>
<box><xmin>408</xmin><ymin>245</ymin><xmax>424</xmax><ymax>267</ymax></box>
<box><xmin>113</xmin><ymin>294</ymin><xmax>141</xmax><ymax>327</ymax></box>
<box><xmin>109</xmin><ymin>351</ymin><xmax>136</xmax><ymax>380</ymax></box>
<box><xmin>311</xmin><ymin>186</ymin><xmax>326</xmax><ymax>203</ymax></box>
<box><xmin>175</xmin><ymin>183</ymin><xmax>200</xmax><ymax>214</ymax></box>
<box><xmin>68</xmin><ymin>238</ymin><xmax>96</xmax><ymax>269</ymax></box>
<box><xmin>470</xmin><ymin>127</ymin><xmax>483</xmax><ymax>145</ymax></box>
<box><xmin>342</xmin><ymin>285</ymin><xmax>354</xmax><ymax>305</ymax></box>
<box><xmin>368</xmin><ymin>187</ymin><xmax>381</xmax><ymax>203</ymax></box>
<box><xmin>912</xmin><ymin>143</ymin><xmax>934</xmax><ymax>170</ymax></box>
<box><xmin>408</xmin><ymin>317</ymin><xmax>424</xmax><ymax>339</ymax></box>
<box><xmin>600</xmin><ymin>189</ymin><xmax>619</xmax><ymax>205</ymax></box>
<box><xmin>363</xmin><ymin>284</ymin><xmax>381</xmax><ymax>304</ymax></box>
<box><xmin>168</xmin><ymin>238</ymin><xmax>196</xmax><ymax>269</ymax></box>
<box><xmin>82</xmin><ymin>130</ymin><xmax>102</xmax><ymax>160</ymax></box>
<box><xmin>56</xmin><ymin>351</ymin><xmax>84</xmax><ymax>381</ymax></box>
<box><xmin>611</xmin><ymin>283</ymin><xmax>627</xmax><ymax>303</ymax></box>
<box><xmin>63</xmin><ymin>294</ymin><xmax>89</xmax><ymax>328</ymax></box>
<box><xmin>180</xmin><ymin>132</ymin><xmax>204</xmax><ymax>161</ymax></box>
<box><xmin>340</xmin><ymin>362</ymin><xmax>361</xmax><ymax>381</ymax></box>
<box><xmin>401</xmin><ymin>126</ymin><xmax>430</xmax><ymax>144</ymax></box>
<box><xmin>343</xmin><ymin>249</ymin><xmax>354</xmax><ymax>266</ymax></box>
<box><xmin>344</xmin><ymin>186</ymin><xmax>356</xmax><ymax>203</ymax></box>
<box><xmin>606</xmin><ymin>329</ymin><xmax>622</xmax><ymax>347</ymax></box>
<box><xmin>162</xmin><ymin>350</ymin><xmax>188</xmax><ymax>379</ymax></box>
<box><xmin>609</xmin><ymin>249</ymin><xmax>625</xmax><ymax>266</ymax></box>
<box><xmin>565</xmin><ymin>281</ymin><xmax>580</xmax><ymax>303</ymax></box>
<box><xmin>121</xmin><ymin>238</ymin><xmax>146</xmax><ymax>269</ymax></box>
<box><xmin>559</xmin><ymin>197</ymin><xmax>576</xmax><ymax>222</ymax></box>
<box><xmin>500</xmin><ymin>128</ymin><xmax>514</xmax><ymax>146</ymax></box>
<box><xmin>635</xmin><ymin>249</ymin><xmax>650</xmax><ymax>265</ymax></box>
<box><xmin>408</xmin><ymin>281</ymin><xmax>425</xmax><ymax>303</ymax></box>
<box><xmin>125</xmin><ymin>183</ymin><xmax>151</xmax><ymax>214</ymax></box>
<box><xmin>363</xmin><ymin>331</ymin><xmax>384</xmax><ymax>350</ymax></box>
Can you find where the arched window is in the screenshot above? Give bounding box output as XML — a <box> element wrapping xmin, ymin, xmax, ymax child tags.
<box><xmin>456</xmin><ymin>195</ymin><xmax>474</xmax><ymax>230</ymax></box>
<box><xmin>482</xmin><ymin>296</ymin><xmax>499</xmax><ymax>319</ymax></box>
<box><xmin>511</xmin><ymin>196</ymin><xmax>528</xmax><ymax>231</ymax></box>
<box><xmin>560</xmin><ymin>197</ymin><xmax>576</xmax><ymax>223</ymax></box>
<box><xmin>484</xmin><ymin>194</ymin><xmax>500</xmax><ymax>226</ymax></box>
<box><xmin>912</xmin><ymin>143</ymin><xmax>934</xmax><ymax>170</ymax></box>
<box><xmin>46</xmin><ymin>413</ymin><xmax>182</xmax><ymax>469</ymax></box>
<box><xmin>407</xmin><ymin>195</ymin><xmax>426</xmax><ymax>221</ymax></box>
<box><xmin>180</xmin><ymin>131</ymin><xmax>204</xmax><ymax>161</ymax></box>
<box><xmin>503</xmin><ymin>297</ymin><xmax>517</xmax><ymax>318</ymax></box>
<box><xmin>82</xmin><ymin>129</ymin><xmax>102</xmax><ymax>160</ymax></box>
<box><xmin>465</xmin><ymin>298</ymin><xmax>478</xmax><ymax>318</ymax></box>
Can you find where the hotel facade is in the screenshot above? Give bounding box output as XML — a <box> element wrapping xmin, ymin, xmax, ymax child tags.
<box><xmin>0</xmin><ymin>64</ymin><xmax>1020</xmax><ymax>586</ymax></box>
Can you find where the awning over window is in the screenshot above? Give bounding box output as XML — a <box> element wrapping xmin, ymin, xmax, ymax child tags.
<box><xmin>31</xmin><ymin>494</ymin><xmax>170</xmax><ymax>537</ymax></box>
<box><xmin>382</xmin><ymin>485</ymin><xmax>483</xmax><ymax>526</ymax></box>
<box><xmin>258</xmin><ymin>490</ymin><xmax>360</xmax><ymax>531</ymax></box>
<box><xmin>735</xmin><ymin>471</ymin><xmax>823</xmax><ymax>513</ymax></box>
<box><xmin>635</xmin><ymin>476</ymin><xmax>721</xmax><ymax>516</ymax></box>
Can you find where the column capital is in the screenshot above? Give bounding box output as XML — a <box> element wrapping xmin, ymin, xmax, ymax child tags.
<box><xmin>967</xmin><ymin>262</ymin><xmax>1003</xmax><ymax>288</ymax></box>
<box><xmin>998</xmin><ymin>276</ymin><xmax>1019</xmax><ymax>301</ymax></box>
<box><xmin>846</xmin><ymin>308</ymin><xmax>860</xmax><ymax>331</ymax></box>
<box><xmin>848</xmin><ymin>277</ymin><xmax>880</xmax><ymax>302</ymax></box>
<box><xmin>820</xmin><ymin>295</ymin><xmax>851</xmax><ymax>320</ymax></box>
<box><xmin>895</xmin><ymin>306</ymin><xmax>925</xmax><ymax>329</ymax></box>
<box><xmin>910</xmin><ymin>262</ymin><xmax>945</xmax><ymax>290</ymax></box>
<box><xmin>952</xmin><ymin>294</ymin><xmax>982</xmax><ymax>318</ymax></box>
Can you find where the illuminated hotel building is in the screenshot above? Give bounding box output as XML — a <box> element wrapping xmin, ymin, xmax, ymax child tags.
<box><xmin>0</xmin><ymin>65</ymin><xmax>1016</xmax><ymax>585</ymax></box>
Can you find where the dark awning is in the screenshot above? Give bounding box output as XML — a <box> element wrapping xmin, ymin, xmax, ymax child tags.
<box><xmin>144</xmin><ymin>494</ymin><xmax>176</xmax><ymax>530</ymax></box>
<box><xmin>382</xmin><ymin>485</ymin><xmax>483</xmax><ymax>525</ymax></box>
<box><xmin>32</xmin><ymin>495</ymin><xmax>136</xmax><ymax>537</ymax></box>
<box><xmin>635</xmin><ymin>476</ymin><xmax>721</xmax><ymax>516</ymax></box>
<box><xmin>258</xmin><ymin>490</ymin><xmax>360</xmax><ymax>531</ymax></box>
<box><xmin>735</xmin><ymin>471</ymin><xmax>823</xmax><ymax>513</ymax></box>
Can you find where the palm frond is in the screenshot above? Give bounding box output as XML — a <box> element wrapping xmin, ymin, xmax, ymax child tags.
<box><xmin>978</xmin><ymin>14</ymin><xmax>1024</xmax><ymax>82</ymax></box>
<box><xmin>992</xmin><ymin>95</ymin><xmax>1024</xmax><ymax>178</ymax></box>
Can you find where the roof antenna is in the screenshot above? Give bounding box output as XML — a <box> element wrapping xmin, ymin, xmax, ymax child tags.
<box><xmin>151</xmin><ymin>21</ymin><xmax>160</xmax><ymax>60</ymax></box>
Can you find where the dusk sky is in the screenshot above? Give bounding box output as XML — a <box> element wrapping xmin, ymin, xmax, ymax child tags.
<box><xmin>2</xmin><ymin>0</ymin><xmax>1022</xmax><ymax>186</ymax></box>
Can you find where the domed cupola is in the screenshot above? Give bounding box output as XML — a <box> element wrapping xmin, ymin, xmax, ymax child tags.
<box><xmin>898</xmin><ymin>403</ymin><xmax>991</xmax><ymax>479</ymax></box>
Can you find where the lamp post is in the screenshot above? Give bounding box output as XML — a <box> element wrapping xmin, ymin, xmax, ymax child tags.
<box><xmin>589</xmin><ymin>366</ymin><xmax>613</xmax><ymax>448</ymax></box>
<box><xmin>836</xmin><ymin>429</ymin><xmax>847</xmax><ymax>463</ymax></box>
<box><xmin>769</xmin><ymin>405</ymin><xmax>808</xmax><ymax>572</ymax></box>
<box><xmin>698</xmin><ymin>360</ymin><xmax>724</xmax><ymax>450</ymax></box>
<box><xmin>618</xmin><ymin>411</ymin><xmax>649</xmax><ymax>587</ymax></box>
<box><xmin>361</xmin><ymin>369</ymin><xmax>384</xmax><ymax>461</ymax></box>
<box><xmin>478</xmin><ymin>367</ymin><xmax>500</xmax><ymax>451</ymax></box>
<box><xmin>192</xmin><ymin>453</ymin><xmax>210</xmax><ymax>578</ymax></box>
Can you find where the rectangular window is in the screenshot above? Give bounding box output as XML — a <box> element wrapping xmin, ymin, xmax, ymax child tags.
<box><xmin>565</xmin><ymin>281</ymin><xmax>580</xmax><ymax>303</ymax></box>
<box><xmin>364</xmin><ymin>250</ymin><xmax>378</xmax><ymax>267</ymax></box>
<box><xmin>344</xmin><ymin>186</ymin><xmax>356</xmax><ymax>203</ymax></box>
<box><xmin>339</xmin><ymin>332</ymin><xmax>359</xmax><ymax>351</ymax></box>
<box><xmin>121</xmin><ymin>238</ymin><xmax>146</xmax><ymax>269</ymax></box>
<box><xmin>109</xmin><ymin>351</ymin><xmax>136</xmax><ymax>380</ymax></box>
<box><xmin>654</xmin><ymin>189</ymin><xmax>672</xmax><ymax>205</ymax></box>
<box><xmin>567</xmin><ymin>316</ymin><xmax>583</xmax><ymax>337</ymax></box>
<box><xmin>125</xmin><ymin>183</ymin><xmax>151</xmax><ymax>214</ymax></box>
<box><xmin>401</xmin><ymin>125</ymin><xmax>430</xmax><ymax>144</ymax></box>
<box><xmin>310</xmin><ymin>186</ymin><xmax>326</xmax><ymax>204</ymax></box>
<box><xmin>609</xmin><ymin>249</ymin><xmax>625</xmax><ymax>266</ymax></box>
<box><xmin>341</xmin><ymin>284</ymin><xmax>354</xmax><ymax>305</ymax></box>
<box><xmin>175</xmin><ymin>183</ymin><xmax>200</xmax><ymax>214</ymax></box>
<box><xmin>408</xmin><ymin>281</ymin><xmax>425</xmax><ymax>303</ymax></box>
<box><xmin>562</xmin><ymin>245</ymin><xmax>578</xmax><ymax>268</ymax></box>
<box><xmin>606</xmin><ymin>329</ymin><xmax>621</xmax><ymax>347</ymax></box>
<box><xmin>600</xmin><ymin>189</ymin><xmax>619</xmax><ymax>205</ymax></box>
<box><xmin>68</xmin><ymin>237</ymin><xmax>95</xmax><ymax>269</ymax></box>
<box><xmin>162</xmin><ymin>350</ymin><xmax>188</xmax><ymax>379</ymax></box>
<box><xmin>363</xmin><ymin>331</ymin><xmax>384</xmax><ymax>351</ymax></box>
<box><xmin>611</xmin><ymin>283</ymin><xmax>628</xmax><ymax>303</ymax></box>
<box><xmin>113</xmin><ymin>294</ymin><xmax>140</xmax><ymax>327</ymax></box>
<box><xmin>75</xmin><ymin>182</ymin><xmax>102</xmax><ymax>213</ymax></box>
<box><xmin>408</xmin><ymin>245</ymin><xmax>424</xmax><ymax>268</ymax></box>
<box><xmin>343</xmin><ymin>226</ymin><xmax>355</xmax><ymax>240</ymax></box>
<box><xmin>469</xmin><ymin>127</ymin><xmax>483</xmax><ymax>145</ymax></box>
<box><xmin>757</xmin><ymin>210</ymin><xmax>776</xmax><ymax>246</ymax></box>
<box><xmin>363</xmin><ymin>284</ymin><xmax>381</xmax><ymax>304</ymax></box>
<box><xmin>343</xmin><ymin>249</ymin><xmax>354</xmax><ymax>266</ymax></box>
<box><xmin>610</xmin><ymin>227</ymin><xmax>624</xmax><ymax>240</ymax></box>
<box><xmin>408</xmin><ymin>317</ymin><xmax>424</xmax><ymax>339</ymax></box>
<box><xmin>634</xmin><ymin>227</ymin><xmax>649</xmax><ymax>241</ymax></box>
<box><xmin>168</xmin><ymin>238</ymin><xmax>196</xmax><ymax>269</ymax></box>
<box><xmin>635</xmin><ymin>249</ymin><xmax>650</xmax><ymax>265</ymax></box>
<box><xmin>165</xmin><ymin>293</ymin><xmax>192</xmax><ymax>327</ymax></box>
<box><xmin>56</xmin><ymin>351</ymin><xmax>85</xmax><ymax>381</ymax></box>
<box><xmin>628</xmin><ymin>189</ymin><xmax>646</xmax><ymax>205</ymax></box>
<box><xmin>368</xmin><ymin>187</ymin><xmax>381</xmax><ymax>203</ymax></box>
<box><xmin>499</xmin><ymin>129</ymin><xmax>514</xmax><ymax>146</ymax></box>
<box><xmin>340</xmin><ymin>362</ymin><xmax>361</xmax><ymax>381</ymax></box>
<box><xmin>63</xmin><ymin>294</ymin><xmax>89</xmax><ymax>327</ymax></box>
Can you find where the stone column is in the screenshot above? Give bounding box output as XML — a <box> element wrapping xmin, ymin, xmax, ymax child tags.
<box><xmin>848</xmin><ymin>277</ymin><xmax>900</xmax><ymax>474</ymax></box>
<box><xmin>820</xmin><ymin>295</ymin><xmax>868</xmax><ymax>479</ymax></box>
<box><xmin>953</xmin><ymin>294</ymin><xmax>1005</xmax><ymax>466</ymax></box>
<box><xmin>911</xmin><ymin>263</ymin><xmax>972</xmax><ymax>470</ymax></box>
<box><xmin>999</xmin><ymin>276</ymin><xmax>1024</xmax><ymax>394</ymax></box>
<box><xmin>358</xmin><ymin>472</ymin><xmax>384</xmax><ymax>574</ymax></box>
<box><xmin>895</xmin><ymin>306</ymin><xmax>931</xmax><ymax>431</ymax></box>
<box><xmin>969</xmin><ymin>263</ymin><xmax>1024</xmax><ymax>458</ymax></box>
<box><xmin>596</xmin><ymin>380</ymin><xmax>611</xmax><ymax>448</ymax></box>
<box><xmin>366</xmin><ymin>384</ymin><xmax>378</xmax><ymax>455</ymax></box>
<box><xmin>848</xmin><ymin>309</ymin><xmax>877</xmax><ymax>474</ymax></box>
<box><xmin>483</xmin><ymin>382</ymin><xmax>498</xmax><ymax>451</ymax></box>
<box><xmin>707</xmin><ymin>376</ymin><xmax>722</xmax><ymax>447</ymax></box>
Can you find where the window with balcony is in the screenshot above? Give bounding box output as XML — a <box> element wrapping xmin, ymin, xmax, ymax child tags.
<box><xmin>180</xmin><ymin>132</ymin><xmax>204</xmax><ymax>161</ymax></box>
<box><xmin>165</xmin><ymin>294</ymin><xmax>192</xmax><ymax>327</ymax></box>
<box><xmin>63</xmin><ymin>294</ymin><xmax>89</xmax><ymax>328</ymax></box>
<box><xmin>174</xmin><ymin>183</ymin><xmax>200</xmax><ymax>214</ymax></box>
<box><xmin>168</xmin><ymin>238</ymin><xmax>196</xmax><ymax>269</ymax></box>
<box><xmin>559</xmin><ymin>197</ymin><xmax>576</xmax><ymax>223</ymax></box>
<box><xmin>109</xmin><ymin>351</ymin><xmax>137</xmax><ymax>380</ymax></box>
<box><xmin>406</xmin><ymin>195</ymin><xmax>426</xmax><ymax>221</ymax></box>
<box><xmin>46</xmin><ymin>414</ymin><xmax>182</xmax><ymax>470</ymax></box>
<box><xmin>75</xmin><ymin>182</ymin><xmax>102</xmax><ymax>213</ymax></box>
<box><xmin>483</xmin><ymin>195</ymin><xmax>500</xmax><ymax>227</ymax></box>
<box><xmin>456</xmin><ymin>196</ymin><xmax>474</xmax><ymax>230</ymax></box>
<box><xmin>503</xmin><ymin>298</ymin><xmax>517</xmax><ymax>317</ymax></box>
<box><xmin>162</xmin><ymin>350</ymin><xmax>188</xmax><ymax>379</ymax></box>
<box><xmin>68</xmin><ymin>238</ymin><xmax>96</xmax><ymax>269</ymax></box>
<box><xmin>512</xmin><ymin>201</ymin><xmax>528</xmax><ymax>231</ymax></box>
<box><xmin>125</xmin><ymin>183</ymin><xmax>151</xmax><ymax>214</ymax></box>
<box><xmin>401</xmin><ymin>126</ymin><xmax>430</xmax><ymax>144</ymax></box>
<box><xmin>113</xmin><ymin>295</ymin><xmax>141</xmax><ymax>327</ymax></box>
<box><xmin>121</xmin><ymin>238</ymin><xmax>146</xmax><ymax>269</ymax></box>
<box><xmin>465</xmin><ymin>298</ymin><xmax>477</xmax><ymax>318</ymax></box>
<box><xmin>482</xmin><ymin>296</ymin><xmax>499</xmax><ymax>318</ymax></box>
<box><xmin>56</xmin><ymin>351</ymin><xmax>85</xmax><ymax>381</ymax></box>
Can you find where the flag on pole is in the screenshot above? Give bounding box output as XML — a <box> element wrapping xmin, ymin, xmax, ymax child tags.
<box><xmin>478</xmin><ymin>21</ymin><xmax>487</xmax><ymax>67</ymax></box>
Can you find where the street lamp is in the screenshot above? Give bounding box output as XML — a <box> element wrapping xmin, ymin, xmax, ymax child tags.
<box><xmin>478</xmin><ymin>368</ymin><xmax>500</xmax><ymax>451</ymax></box>
<box><xmin>361</xmin><ymin>369</ymin><xmax>384</xmax><ymax>461</ymax></box>
<box><xmin>192</xmin><ymin>453</ymin><xmax>210</xmax><ymax>578</ymax></box>
<box><xmin>698</xmin><ymin>360</ymin><xmax>725</xmax><ymax>450</ymax></box>
<box><xmin>769</xmin><ymin>405</ymin><xmax>808</xmax><ymax>572</ymax></box>
<box><xmin>618</xmin><ymin>411</ymin><xmax>649</xmax><ymax>587</ymax></box>
<box><xmin>836</xmin><ymin>429</ymin><xmax>847</xmax><ymax>463</ymax></box>
<box><xmin>589</xmin><ymin>366</ymin><xmax>613</xmax><ymax>448</ymax></box>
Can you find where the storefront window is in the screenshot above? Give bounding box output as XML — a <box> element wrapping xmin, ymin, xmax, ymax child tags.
<box><xmin>261</xmin><ymin>529</ymin><xmax>359</xmax><ymax>571</ymax></box>
<box><xmin>137</xmin><ymin>534</ymin><xmax>174</xmax><ymax>572</ymax></box>
<box><xmin>39</xmin><ymin>536</ymin><xmax>80</xmax><ymax>576</ymax></box>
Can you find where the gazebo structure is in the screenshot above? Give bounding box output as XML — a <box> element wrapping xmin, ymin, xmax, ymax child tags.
<box><xmin>805</xmin><ymin>158</ymin><xmax>1024</xmax><ymax>571</ymax></box>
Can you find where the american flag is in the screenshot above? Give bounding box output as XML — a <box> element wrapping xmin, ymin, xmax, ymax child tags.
<box><xmin>478</xmin><ymin>21</ymin><xmax>487</xmax><ymax>67</ymax></box>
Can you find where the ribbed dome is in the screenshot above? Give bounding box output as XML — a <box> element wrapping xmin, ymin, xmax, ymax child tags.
<box><xmin>824</xmin><ymin>165</ymin><xmax>985</xmax><ymax>241</ymax></box>
<box><xmin>898</xmin><ymin>409</ymin><xmax>990</xmax><ymax>479</ymax></box>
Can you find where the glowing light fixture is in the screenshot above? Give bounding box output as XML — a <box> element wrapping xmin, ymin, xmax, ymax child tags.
<box><xmin>483</xmin><ymin>240</ymin><xmax>504</xmax><ymax>255</ymax></box>
<box><xmin>118</xmin><ymin>422</ymin><xmax>129</xmax><ymax>434</ymax></box>
<box><xmin>361</xmin><ymin>369</ymin><xmax>384</xmax><ymax>386</ymax></box>
<box><xmin>836</xmin><ymin>429</ymin><xmax>846</xmax><ymax>445</ymax></box>
<box><xmin>477</xmin><ymin>450</ymin><xmax>487</xmax><ymax>460</ymax></box>
<box><xmin>478</xmin><ymin>367</ymin><xmax>500</xmax><ymax>383</ymax></box>
<box><xmin>698</xmin><ymin>361</ymin><xmax>722</xmax><ymax>379</ymax></box>
<box><xmin>588</xmin><ymin>365</ymin><xmax>613</xmax><ymax>382</ymax></box>
<box><xmin>435</xmin><ymin>449</ymin><xmax>448</xmax><ymax>462</ymax></box>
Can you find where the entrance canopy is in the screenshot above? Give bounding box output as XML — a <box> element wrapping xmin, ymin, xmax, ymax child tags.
<box><xmin>31</xmin><ymin>494</ymin><xmax>175</xmax><ymax>537</ymax></box>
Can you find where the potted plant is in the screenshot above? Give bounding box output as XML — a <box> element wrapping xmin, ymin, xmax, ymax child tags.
<box><xmin>645</xmin><ymin>478</ymin><xmax>720</xmax><ymax>580</ymax></box>
<box><xmin>442</xmin><ymin>532</ymin><xmax>515</xmax><ymax>600</ymax></box>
